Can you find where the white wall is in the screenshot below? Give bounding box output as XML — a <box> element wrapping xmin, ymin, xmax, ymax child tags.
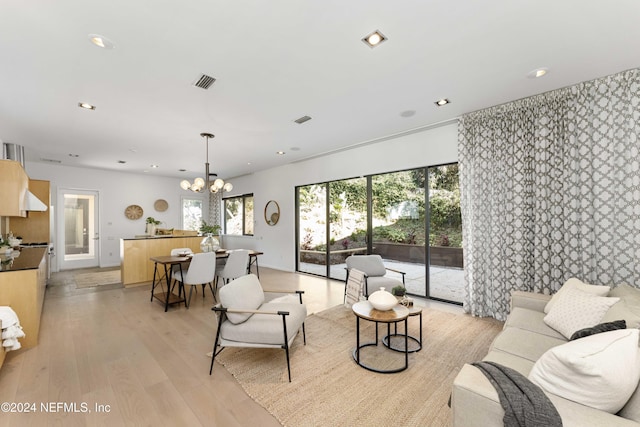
<box><xmin>24</xmin><ymin>163</ymin><xmax>206</xmax><ymax>269</ymax></box>
<box><xmin>225</xmin><ymin>122</ymin><xmax>458</xmax><ymax>271</ymax></box>
<box><xmin>25</xmin><ymin>122</ymin><xmax>457</xmax><ymax>272</ymax></box>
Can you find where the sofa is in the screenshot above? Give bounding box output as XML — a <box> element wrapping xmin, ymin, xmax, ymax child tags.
<box><xmin>451</xmin><ymin>280</ymin><xmax>640</xmax><ymax>426</ymax></box>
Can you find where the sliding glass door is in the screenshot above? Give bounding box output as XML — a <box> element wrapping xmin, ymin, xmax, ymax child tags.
<box><xmin>296</xmin><ymin>164</ymin><xmax>463</xmax><ymax>305</ymax></box>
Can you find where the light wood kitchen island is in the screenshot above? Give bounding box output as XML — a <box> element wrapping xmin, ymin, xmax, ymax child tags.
<box><xmin>120</xmin><ymin>235</ymin><xmax>205</xmax><ymax>286</ymax></box>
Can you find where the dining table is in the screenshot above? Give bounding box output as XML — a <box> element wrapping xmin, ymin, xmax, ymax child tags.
<box><xmin>149</xmin><ymin>249</ymin><xmax>263</xmax><ymax>311</ymax></box>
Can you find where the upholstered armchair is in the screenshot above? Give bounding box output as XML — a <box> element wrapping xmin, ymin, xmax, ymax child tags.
<box><xmin>345</xmin><ymin>254</ymin><xmax>406</xmax><ymax>297</ymax></box>
<box><xmin>209</xmin><ymin>274</ymin><xmax>307</xmax><ymax>382</ymax></box>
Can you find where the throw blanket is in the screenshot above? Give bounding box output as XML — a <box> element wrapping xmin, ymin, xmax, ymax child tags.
<box><xmin>473</xmin><ymin>361</ymin><xmax>562</xmax><ymax>427</ymax></box>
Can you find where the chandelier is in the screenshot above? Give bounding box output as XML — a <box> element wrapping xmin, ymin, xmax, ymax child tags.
<box><xmin>180</xmin><ymin>133</ymin><xmax>233</xmax><ymax>193</ymax></box>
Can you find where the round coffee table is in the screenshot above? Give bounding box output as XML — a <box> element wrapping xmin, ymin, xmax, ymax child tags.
<box><xmin>351</xmin><ymin>300</ymin><xmax>410</xmax><ymax>373</ymax></box>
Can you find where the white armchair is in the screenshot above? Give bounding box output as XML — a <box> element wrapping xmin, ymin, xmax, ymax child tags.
<box><xmin>345</xmin><ymin>254</ymin><xmax>406</xmax><ymax>297</ymax></box>
<box><xmin>209</xmin><ymin>274</ymin><xmax>307</xmax><ymax>382</ymax></box>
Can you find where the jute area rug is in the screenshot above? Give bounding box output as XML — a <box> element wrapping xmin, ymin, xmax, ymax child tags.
<box><xmin>74</xmin><ymin>270</ymin><xmax>122</xmax><ymax>289</ymax></box>
<box><xmin>215</xmin><ymin>304</ymin><xmax>503</xmax><ymax>427</ymax></box>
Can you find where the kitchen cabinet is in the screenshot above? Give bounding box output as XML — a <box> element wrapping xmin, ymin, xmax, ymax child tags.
<box><xmin>0</xmin><ymin>159</ymin><xmax>28</xmax><ymax>217</ymax></box>
<box><xmin>0</xmin><ymin>248</ymin><xmax>47</xmax><ymax>352</ymax></box>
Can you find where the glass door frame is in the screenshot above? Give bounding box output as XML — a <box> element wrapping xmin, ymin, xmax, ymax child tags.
<box><xmin>57</xmin><ymin>188</ymin><xmax>100</xmax><ymax>270</ymax></box>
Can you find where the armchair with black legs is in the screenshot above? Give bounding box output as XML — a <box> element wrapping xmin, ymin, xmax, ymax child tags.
<box><xmin>209</xmin><ymin>274</ymin><xmax>307</xmax><ymax>382</ymax></box>
<box><xmin>345</xmin><ymin>254</ymin><xmax>406</xmax><ymax>297</ymax></box>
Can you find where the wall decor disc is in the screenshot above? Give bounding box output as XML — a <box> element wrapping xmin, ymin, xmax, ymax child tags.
<box><xmin>125</xmin><ymin>204</ymin><xmax>143</xmax><ymax>220</ymax></box>
<box><xmin>154</xmin><ymin>199</ymin><xmax>168</xmax><ymax>212</ymax></box>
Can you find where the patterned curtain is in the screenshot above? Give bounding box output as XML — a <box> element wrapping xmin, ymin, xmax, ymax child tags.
<box><xmin>458</xmin><ymin>68</ymin><xmax>640</xmax><ymax>320</ymax></box>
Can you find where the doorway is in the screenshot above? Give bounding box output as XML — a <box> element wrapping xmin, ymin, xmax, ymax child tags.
<box><xmin>58</xmin><ymin>189</ymin><xmax>100</xmax><ymax>270</ymax></box>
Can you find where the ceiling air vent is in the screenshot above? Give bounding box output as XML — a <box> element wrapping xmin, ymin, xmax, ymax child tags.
<box><xmin>294</xmin><ymin>115</ymin><xmax>312</xmax><ymax>124</ymax></box>
<box><xmin>192</xmin><ymin>74</ymin><xmax>216</xmax><ymax>90</ymax></box>
<box><xmin>40</xmin><ymin>158</ymin><xmax>62</xmax><ymax>164</ymax></box>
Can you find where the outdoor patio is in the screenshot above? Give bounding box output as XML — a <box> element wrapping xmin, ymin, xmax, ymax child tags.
<box><xmin>299</xmin><ymin>259</ymin><xmax>465</xmax><ymax>304</ymax></box>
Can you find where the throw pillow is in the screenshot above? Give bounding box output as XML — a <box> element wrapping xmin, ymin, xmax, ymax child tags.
<box><xmin>601</xmin><ymin>284</ymin><xmax>640</xmax><ymax>328</ymax></box>
<box><xmin>569</xmin><ymin>319</ymin><xmax>626</xmax><ymax>341</ymax></box>
<box><xmin>544</xmin><ymin>277</ymin><xmax>610</xmax><ymax>314</ymax></box>
<box><xmin>529</xmin><ymin>329</ymin><xmax>640</xmax><ymax>413</ymax></box>
<box><xmin>543</xmin><ymin>287</ymin><xmax>619</xmax><ymax>339</ymax></box>
<box><xmin>218</xmin><ymin>274</ymin><xmax>265</xmax><ymax>324</ymax></box>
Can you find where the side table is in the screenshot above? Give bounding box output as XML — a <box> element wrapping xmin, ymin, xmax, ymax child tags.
<box><xmin>383</xmin><ymin>305</ymin><xmax>423</xmax><ymax>353</ymax></box>
<box><xmin>351</xmin><ymin>301</ymin><xmax>410</xmax><ymax>373</ymax></box>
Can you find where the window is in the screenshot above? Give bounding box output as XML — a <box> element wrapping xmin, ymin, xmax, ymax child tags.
<box><xmin>224</xmin><ymin>194</ymin><xmax>254</xmax><ymax>235</ymax></box>
<box><xmin>182</xmin><ymin>197</ymin><xmax>203</xmax><ymax>231</ymax></box>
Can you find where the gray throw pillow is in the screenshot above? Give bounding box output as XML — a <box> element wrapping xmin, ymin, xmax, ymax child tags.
<box><xmin>569</xmin><ymin>320</ymin><xmax>626</xmax><ymax>341</ymax></box>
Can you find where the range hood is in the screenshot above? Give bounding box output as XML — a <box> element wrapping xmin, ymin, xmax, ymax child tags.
<box><xmin>25</xmin><ymin>190</ymin><xmax>48</xmax><ymax>212</ymax></box>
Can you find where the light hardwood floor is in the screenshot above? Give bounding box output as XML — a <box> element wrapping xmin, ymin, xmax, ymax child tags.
<box><xmin>0</xmin><ymin>267</ymin><xmax>462</xmax><ymax>426</ymax></box>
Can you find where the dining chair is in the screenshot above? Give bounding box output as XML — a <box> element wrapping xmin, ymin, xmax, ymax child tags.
<box><xmin>173</xmin><ymin>252</ymin><xmax>217</xmax><ymax>308</ymax></box>
<box><xmin>170</xmin><ymin>247</ymin><xmax>193</xmax><ymax>294</ymax></box>
<box><xmin>216</xmin><ymin>249</ymin><xmax>250</xmax><ymax>287</ymax></box>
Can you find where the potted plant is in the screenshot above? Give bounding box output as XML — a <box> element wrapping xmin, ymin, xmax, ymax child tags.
<box><xmin>145</xmin><ymin>217</ymin><xmax>161</xmax><ymax>235</ymax></box>
<box><xmin>199</xmin><ymin>221</ymin><xmax>221</xmax><ymax>235</ymax></box>
<box><xmin>199</xmin><ymin>221</ymin><xmax>221</xmax><ymax>252</ymax></box>
<box><xmin>391</xmin><ymin>285</ymin><xmax>406</xmax><ymax>297</ymax></box>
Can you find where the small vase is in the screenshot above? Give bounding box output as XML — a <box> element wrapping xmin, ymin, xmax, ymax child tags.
<box><xmin>146</xmin><ymin>224</ymin><xmax>157</xmax><ymax>236</ymax></box>
<box><xmin>368</xmin><ymin>287</ymin><xmax>398</xmax><ymax>311</ymax></box>
<box><xmin>200</xmin><ymin>233</ymin><xmax>220</xmax><ymax>252</ymax></box>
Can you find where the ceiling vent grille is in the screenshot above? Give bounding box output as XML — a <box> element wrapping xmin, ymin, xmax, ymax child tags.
<box><xmin>40</xmin><ymin>158</ymin><xmax>62</xmax><ymax>164</ymax></box>
<box><xmin>192</xmin><ymin>74</ymin><xmax>216</xmax><ymax>90</ymax></box>
<box><xmin>294</xmin><ymin>115</ymin><xmax>312</xmax><ymax>124</ymax></box>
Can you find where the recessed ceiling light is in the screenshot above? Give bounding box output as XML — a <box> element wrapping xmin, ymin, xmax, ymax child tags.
<box><xmin>68</xmin><ymin>153</ymin><xmax>79</xmax><ymax>158</ymax></box>
<box><xmin>78</xmin><ymin>102</ymin><xmax>96</xmax><ymax>110</ymax></box>
<box><xmin>178</xmin><ymin>168</ymin><xmax>186</xmax><ymax>172</ymax></box>
<box><xmin>434</xmin><ymin>99</ymin><xmax>450</xmax><ymax>107</ymax></box>
<box><xmin>400</xmin><ymin>110</ymin><xmax>416</xmax><ymax>117</ymax></box>
<box><xmin>118</xmin><ymin>160</ymin><xmax>127</xmax><ymax>164</ymax></box>
<box><xmin>150</xmin><ymin>164</ymin><xmax>159</xmax><ymax>168</ymax></box>
<box><xmin>88</xmin><ymin>34</ymin><xmax>116</xmax><ymax>49</ymax></box>
<box><xmin>527</xmin><ymin>67</ymin><xmax>549</xmax><ymax>79</ymax></box>
<box><xmin>362</xmin><ymin>30</ymin><xmax>387</xmax><ymax>48</ymax></box>
<box><xmin>276</xmin><ymin>151</ymin><xmax>286</xmax><ymax>155</ymax></box>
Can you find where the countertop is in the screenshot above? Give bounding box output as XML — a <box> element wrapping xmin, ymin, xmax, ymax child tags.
<box><xmin>0</xmin><ymin>247</ymin><xmax>46</xmax><ymax>272</ymax></box>
<box><xmin>122</xmin><ymin>235</ymin><xmax>201</xmax><ymax>241</ymax></box>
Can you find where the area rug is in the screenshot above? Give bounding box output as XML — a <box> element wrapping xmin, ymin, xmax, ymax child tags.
<box><xmin>214</xmin><ymin>304</ymin><xmax>503</xmax><ymax>427</ymax></box>
<box><xmin>75</xmin><ymin>270</ymin><xmax>122</xmax><ymax>288</ymax></box>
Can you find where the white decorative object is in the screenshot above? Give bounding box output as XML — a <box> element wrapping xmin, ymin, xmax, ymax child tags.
<box><xmin>200</xmin><ymin>233</ymin><xmax>220</xmax><ymax>253</ymax></box>
<box><xmin>543</xmin><ymin>287</ymin><xmax>619</xmax><ymax>339</ymax></box>
<box><xmin>368</xmin><ymin>287</ymin><xmax>397</xmax><ymax>311</ymax></box>
<box><xmin>544</xmin><ymin>277</ymin><xmax>610</xmax><ymax>314</ymax></box>
<box><xmin>529</xmin><ymin>329</ymin><xmax>640</xmax><ymax>413</ymax></box>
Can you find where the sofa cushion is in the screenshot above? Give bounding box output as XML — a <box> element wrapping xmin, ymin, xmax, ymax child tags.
<box><xmin>543</xmin><ymin>287</ymin><xmax>619</xmax><ymax>339</ymax></box>
<box><xmin>602</xmin><ymin>284</ymin><xmax>640</xmax><ymax>329</ymax></box>
<box><xmin>570</xmin><ymin>320</ymin><xmax>626</xmax><ymax>341</ymax></box>
<box><xmin>544</xmin><ymin>277</ymin><xmax>610</xmax><ymax>314</ymax></box>
<box><xmin>218</xmin><ymin>274</ymin><xmax>265</xmax><ymax>324</ymax></box>
<box><xmin>483</xmin><ymin>349</ymin><xmax>536</xmax><ymax>377</ymax></box>
<box><xmin>490</xmin><ymin>327</ymin><xmax>567</xmax><ymax>363</ymax></box>
<box><xmin>505</xmin><ymin>307</ymin><xmax>566</xmax><ymax>340</ymax></box>
<box><xmin>529</xmin><ymin>329</ymin><xmax>640</xmax><ymax>414</ymax></box>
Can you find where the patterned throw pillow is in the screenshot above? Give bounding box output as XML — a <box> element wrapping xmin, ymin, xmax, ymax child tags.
<box><xmin>570</xmin><ymin>320</ymin><xmax>626</xmax><ymax>341</ymax></box>
<box><xmin>544</xmin><ymin>277</ymin><xmax>610</xmax><ymax>314</ymax></box>
<box><xmin>543</xmin><ymin>287</ymin><xmax>619</xmax><ymax>339</ymax></box>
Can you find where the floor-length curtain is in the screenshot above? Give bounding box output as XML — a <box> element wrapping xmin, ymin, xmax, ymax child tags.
<box><xmin>458</xmin><ymin>68</ymin><xmax>640</xmax><ymax>320</ymax></box>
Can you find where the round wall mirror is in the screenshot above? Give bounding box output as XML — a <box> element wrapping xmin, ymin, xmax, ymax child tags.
<box><xmin>264</xmin><ymin>200</ymin><xmax>280</xmax><ymax>226</ymax></box>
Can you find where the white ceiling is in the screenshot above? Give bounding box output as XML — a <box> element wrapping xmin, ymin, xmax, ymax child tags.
<box><xmin>1</xmin><ymin>0</ymin><xmax>639</xmax><ymax>180</ymax></box>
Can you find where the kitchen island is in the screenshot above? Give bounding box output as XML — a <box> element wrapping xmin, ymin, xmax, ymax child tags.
<box><xmin>0</xmin><ymin>247</ymin><xmax>47</xmax><ymax>359</ymax></box>
<box><xmin>120</xmin><ymin>235</ymin><xmax>206</xmax><ymax>286</ymax></box>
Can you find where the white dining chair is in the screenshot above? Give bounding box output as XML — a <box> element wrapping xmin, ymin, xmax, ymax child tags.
<box><xmin>216</xmin><ymin>249</ymin><xmax>250</xmax><ymax>287</ymax></box>
<box><xmin>173</xmin><ymin>252</ymin><xmax>217</xmax><ymax>308</ymax></box>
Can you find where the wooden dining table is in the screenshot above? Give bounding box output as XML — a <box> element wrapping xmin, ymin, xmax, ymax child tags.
<box><xmin>149</xmin><ymin>249</ymin><xmax>263</xmax><ymax>311</ymax></box>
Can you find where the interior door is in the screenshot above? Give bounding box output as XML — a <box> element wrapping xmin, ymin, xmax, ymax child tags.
<box><xmin>58</xmin><ymin>188</ymin><xmax>100</xmax><ymax>270</ymax></box>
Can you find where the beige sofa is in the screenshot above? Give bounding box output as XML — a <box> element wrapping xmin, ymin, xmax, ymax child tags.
<box><xmin>451</xmin><ymin>290</ymin><xmax>640</xmax><ymax>426</ymax></box>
